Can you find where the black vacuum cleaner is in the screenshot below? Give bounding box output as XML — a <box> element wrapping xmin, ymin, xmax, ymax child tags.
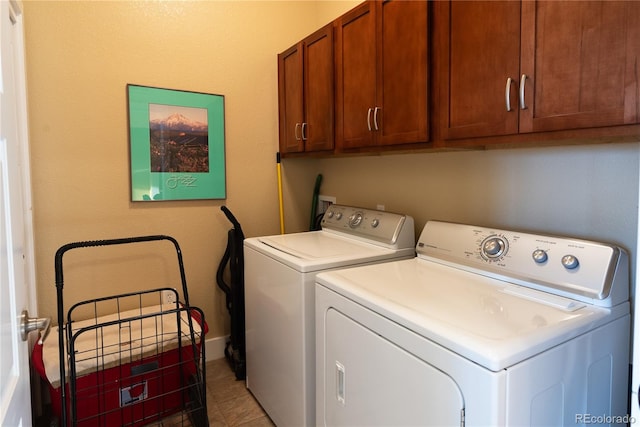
<box><xmin>216</xmin><ymin>206</ymin><xmax>246</xmax><ymax>380</ymax></box>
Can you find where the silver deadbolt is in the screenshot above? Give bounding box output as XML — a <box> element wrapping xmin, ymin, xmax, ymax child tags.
<box><xmin>20</xmin><ymin>310</ymin><xmax>51</xmax><ymax>344</ymax></box>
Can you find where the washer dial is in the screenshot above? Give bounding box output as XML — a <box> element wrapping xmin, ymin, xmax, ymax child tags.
<box><xmin>348</xmin><ymin>212</ymin><xmax>363</xmax><ymax>228</ymax></box>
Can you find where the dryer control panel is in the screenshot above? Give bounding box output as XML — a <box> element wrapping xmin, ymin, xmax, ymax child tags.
<box><xmin>321</xmin><ymin>205</ymin><xmax>415</xmax><ymax>249</ymax></box>
<box><xmin>416</xmin><ymin>221</ymin><xmax>628</xmax><ymax>308</ymax></box>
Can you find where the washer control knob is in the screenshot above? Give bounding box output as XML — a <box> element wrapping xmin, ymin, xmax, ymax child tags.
<box><xmin>326</xmin><ymin>210</ymin><xmax>334</xmax><ymax>218</ymax></box>
<box><xmin>335</xmin><ymin>212</ymin><xmax>343</xmax><ymax>220</ymax></box>
<box><xmin>371</xmin><ymin>219</ymin><xmax>380</xmax><ymax>228</ymax></box>
<box><xmin>532</xmin><ymin>249</ymin><xmax>548</xmax><ymax>264</ymax></box>
<box><xmin>561</xmin><ymin>255</ymin><xmax>579</xmax><ymax>270</ymax></box>
<box><xmin>348</xmin><ymin>212</ymin><xmax>363</xmax><ymax>228</ymax></box>
<box><xmin>482</xmin><ymin>237</ymin><xmax>506</xmax><ymax>259</ymax></box>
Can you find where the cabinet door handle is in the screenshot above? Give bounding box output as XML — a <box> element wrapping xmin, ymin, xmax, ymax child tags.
<box><xmin>301</xmin><ymin>122</ymin><xmax>307</xmax><ymax>141</ymax></box>
<box><xmin>373</xmin><ymin>107</ymin><xmax>380</xmax><ymax>131</ymax></box>
<box><xmin>505</xmin><ymin>77</ymin><xmax>514</xmax><ymax>112</ymax></box>
<box><xmin>295</xmin><ymin>123</ymin><xmax>301</xmax><ymax>140</ymax></box>
<box><xmin>519</xmin><ymin>74</ymin><xmax>528</xmax><ymax>110</ymax></box>
<box><xmin>367</xmin><ymin>108</ymin><xmax>373</xmax><ymax>131</ymax></box>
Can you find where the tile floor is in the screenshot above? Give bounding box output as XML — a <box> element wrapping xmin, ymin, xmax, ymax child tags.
<box><xmin>205</xmin><ymin>358</ymin><xmax>274</xmax><ymax>427</ymax></box>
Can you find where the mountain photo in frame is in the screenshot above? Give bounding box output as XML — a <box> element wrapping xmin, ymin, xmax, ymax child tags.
<box><xmin>149</xmin><ymin>104</ymin><xmax>210</xmax><ymax>173</ymax></box>
<box><xmin>127</xmin><ymin>84</ymin><xmax>226</xmax><ymax>201</ymax></box>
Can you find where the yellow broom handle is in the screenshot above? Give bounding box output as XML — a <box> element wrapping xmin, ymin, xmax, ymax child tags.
<box><xmin>277</xmin><ymin>153</ymin><xmax>285</xmax><ymax>234</ymax></box>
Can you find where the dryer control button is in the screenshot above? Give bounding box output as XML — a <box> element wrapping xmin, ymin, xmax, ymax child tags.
<box><xmin>482</xmin><ymin>237</ymin><xmax>507</xmax><ymax>259</ymax></box>
<box><xmin>532</xmin><ymin>249</ymin><xmax>548</xmax><ymax>264</ymax></box>
<box><xmin>561</xmin><ymin>254</ymin><xmax>579</xmax><ymax>270</ymax></box>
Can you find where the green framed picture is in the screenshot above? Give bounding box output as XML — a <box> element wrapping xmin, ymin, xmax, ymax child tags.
<box><xmin>127</xmin><ymin>84</ymin><xmax>226</xmax><ymax>201</ymax></box>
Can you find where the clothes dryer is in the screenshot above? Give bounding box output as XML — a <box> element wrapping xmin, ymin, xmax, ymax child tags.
<box><xmin>316</xmin><ymin>221</ymin><xmax>630</xmax><ymax>426</ymax></box>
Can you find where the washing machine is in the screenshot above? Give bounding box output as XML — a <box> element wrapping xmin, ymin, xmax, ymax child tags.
<box><xmin>244</xmin><ymin>204</ymin><xmax>415</xmax><ymax>427</ymax></box>
<box><xmin>316</xmin><ymin>220</ymin><xmax>631</xmax><ymax>426</ymax></box>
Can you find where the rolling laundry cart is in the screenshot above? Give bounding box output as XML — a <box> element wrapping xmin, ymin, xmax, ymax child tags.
<box><xmin>33</xmin><ymin>235</ymin><xmax>209</xmax><ymax>427</ymax></box>
<box><xmin>215</xmin><ymin>206</ymin><xmax>246</xmax><ymax>380</ymax></box>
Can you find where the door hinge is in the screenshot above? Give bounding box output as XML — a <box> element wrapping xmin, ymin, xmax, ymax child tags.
<box><xmin>460</xmin><ymin>407</ymin><xmax>465</xmax><ymax>427</ymax></box>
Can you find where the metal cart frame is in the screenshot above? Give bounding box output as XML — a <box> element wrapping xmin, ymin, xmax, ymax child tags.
<box><xmin>53</xmin><ymin>235</ymin><xmax>208</xmax><ymax>427</ymax></box>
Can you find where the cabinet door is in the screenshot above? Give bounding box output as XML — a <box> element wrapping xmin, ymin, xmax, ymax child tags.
<box><xmin>278</xmin><ymin>43</ymin><xmax>304</xmax><ymax>153</ymax></box>
<box><xmin>519</xmin><ymin>1</ymin><xmax>640</xmax><ymax>132</ymax></box>
<box><xmin>304</xmin><ymin>24</ymin><xmax>334</xmax><ymax>152</ymax></box>
<box><xmin>377</xmin><ymin>0</ymin><xmax>428</xmax><ymax>146</ymax></box>
<box><xmin>335</xmin><ymin>2</ymin><xmax>377</xmax><ymax>150</ymax></box>
<box><xmin>437</xmin><ymin>1</ymin><xmax>521</xmax><ymax>140</ymax></box>
<box><xmin>337</xmin><ymin>1</ymin><xmax>429</xmax><ymax>150</ymax></box>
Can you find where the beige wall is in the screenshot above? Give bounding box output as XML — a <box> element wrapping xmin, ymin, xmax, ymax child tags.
<box><xmin>282</xmin><ymin>143</ymin><xmax>640</xmax><ymax>308</ymax></box>
<box><xmin>23</xmin><ymin>1</ymin><xmax>355</xmax><ymax>339</ymax></box>
<box><xmin>22</xmin><ymin>0</ymin><xmax>640</xmax><ymax>347</ymax></box>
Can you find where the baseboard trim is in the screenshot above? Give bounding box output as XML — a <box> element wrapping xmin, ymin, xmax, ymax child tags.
<box><xmin>205</xmin><ymin>334</ymin><xmax>228</xmax><ymax>362</ymax></box>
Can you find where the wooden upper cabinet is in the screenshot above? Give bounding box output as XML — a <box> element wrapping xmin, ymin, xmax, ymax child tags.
<box><xmin>335</xmin><ymin>2</ymin><xmax>376</xmax><ymax>149</ymax></box>
<box><xmin>378</xmin><ymin>0</ymin><xmax>429</xmax><ymax>146</ymax></box>
<box><xmin>278</xmin><ymin>42</ymin><xmax>304</xmax><ymax>153</ymax></box>
<box><xmin>304</xmin><ymin>25</ymin><xmax>334</xmax><ymax>152</ymax></box>
<box><xmin>520</xmin><ymin>1</ymin><xmax>640</xmax><ymax>133</ymax></box>
<box><xmin>336</xmin><ymin>0</ymin><xmax>428</xmax><ymax>151</ymax></box>
<box><xmin>435</xmin><ymin>1</ymin><xmax>521</xmax><ymax>140</ymax></box>
<box><xmin>278</xmin><ymin>24</ymin><xmax>334</xmax><ymax>154</ymax></box>
<box><xmin>437</xmin><ymin>1</ymin><xmax>640</xmax><ymax>141</ymax></box>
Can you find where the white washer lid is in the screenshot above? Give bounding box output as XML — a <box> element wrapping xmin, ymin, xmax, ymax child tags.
<box><xmin>245</xmin><ymin>231</ymin><xmax>414</xmax><ymax>273</ymax></box>
<box><xmin>316</xmin><ymin>258</ymin><xmax>628</xmax><ymax>371</ymax></box>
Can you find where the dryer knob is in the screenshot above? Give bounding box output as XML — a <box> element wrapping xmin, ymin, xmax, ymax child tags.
<box><xmin>561</xmin><ymin>255</ymin><xmax>579</xmax><ymax>270</ymax></box>
<box><xmin>532</xmin><ymin>249</ymin><xmax>548</xmax><ymax>264</ymax></box>
<box><xmin>371</xmin><ymin>219</ymin><xmax>380</xmax><ymax>228</ymax></box>
<box><xmin>482</xmin><ymin>237</ymin><xmax>506</xmax><ymax>259</ymax></box>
